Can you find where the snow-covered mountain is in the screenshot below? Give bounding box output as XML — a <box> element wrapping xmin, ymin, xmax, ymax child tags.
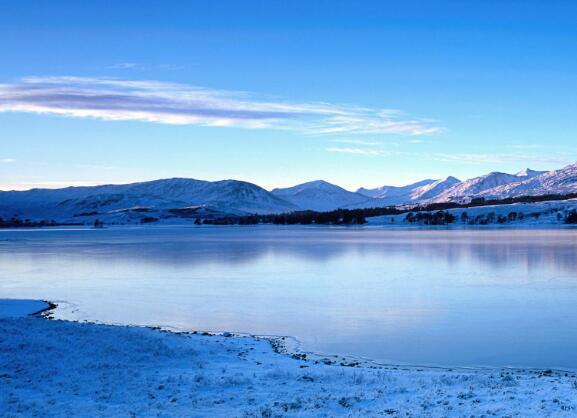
<box><xmin>430</xmin><ymin>172</ymin><xmax>522</xmax><ymax>202</ymax></box>
<box><xmin>429</xmin><ymin>165</ymin><xmax>573</xmax><ymax>203</ymax></box>
<box><xmin>409</xmin><ymin>176</ymin><xmax>461</xmax><ymax>202</ymax></box>
<box><xmin>2</xmin><ymin>161</ymin><xmax>577</xmax><ymax>225</ymax></box>
<box><xmin>355</xmin><ymin>165</ymin><xmax>567</xmax><ymax>206</ymax></box>
<box><xmin>516</xmin><ymin>168</ymin><xmax>546</xmax><ymax>178</ymax></box>
<box><xmin>356</xmin><ymin>177</ymin><xmax>460</xmax><ymax>206</ymax></box>
<box><xmin>357</xmin><ymin>179</ymin><xmax>436</xmax><ymax>199</ymax></box>
<box><xmin>271</xmin><ymin>180</ymin><xmax>374</xmax><ymax>212</ymax></box>
<box><xmin>0</xmin><ymin>178</ymin><xmax>299</xmax><ymax>223</ymax></box>
<box><xmin>478</xmin><ymin>162</ymin><xmax>577</xmax><ymax>199</ymax></box>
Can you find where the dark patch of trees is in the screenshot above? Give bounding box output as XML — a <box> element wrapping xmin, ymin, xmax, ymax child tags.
<box><xmin>565</xmin><ymin>210</ymin><xmax>577</xmax><ymax>224</ymax></box>
<box><xmin>73</xmin><ymin>211</ymin><xmax>99</xmax><ymax>217</ymax></box>
<box><xmin>405</xmin><ymin>211</ymin><xmax>456</xmax><ymax>225</ymax></box>
<box><xmin>140</xmin><ymin>216</ymin><xmax>159</xmax><ymax>224</ymax></box>
<box><xmin>0</xmin><ymin>216</ymin><xmax>80</xmax><ymax>228</ymax></box>
<box><xmin>201</xmin><ymin>209</ymin><xmax>368</xmax><ymax>226</ymax></box>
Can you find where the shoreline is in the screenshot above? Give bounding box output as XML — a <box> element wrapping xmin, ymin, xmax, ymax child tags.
<box><xmin>45</xmin><ymin>300</ymin><xmax>577</xmax><ymax>375</ymax></box>
<box><xmin>3</xmin><ymin>298</ymin><xmax>577</xmax><ymax>416</ymax></box>
<box><xmin>1</xmin><ymin>221</ymin><xmax>577</xmax><ymax>233</ymax></box>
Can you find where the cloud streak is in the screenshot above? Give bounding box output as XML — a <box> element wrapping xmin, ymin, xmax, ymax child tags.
<box><xmin>0</xmin><ymin>76</ymin><xmax>442</xmax><ymax>135</ymax></box>
<box><xmin>326</xmin><ymin>147</ymin><xmax>391</xmax><ymax>156</ymax></box>
<box><xmin>426</xmin><ymin>153</ymin><xmax>567</xmax><ymax>164</ymax></box>
<box><xmin>325</xmin><ymin>146</ymin><xmax>567</xmax><ymax>166</ymax></box>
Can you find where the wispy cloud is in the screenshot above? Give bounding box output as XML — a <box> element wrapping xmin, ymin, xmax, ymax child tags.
<box><xmin>107</xmin><ymin>63</ymin><xmax>186</xmax><ymax>71</ymax></box>
<box><xmin>107</xmin><ymin>63</ymin><xmax>145</xmax><ymax>70</ymax></box>
<box><xmin>324</xmin><ymin>146</ymin><xmax>568</xmax><ymax>166</ymax></box>
<box><xmin>0</xmin><ymin>76</ymin><xmax>442</xmax><ymax>136</ymax></box>
<box><xmin>426</xmin><ymin>153</ymin><xmax>567</xmax><ymax>164</ymax></box>
<box><xmin>330</xmin><ymin>138</ymin><xmax>384</xmax><ymax>146</ymax></box>
<box><xmin>75</xmin><ymin>163</ymin><xmax>116</xmax><ymax>170</ymax></box>
<box><xmin>1</xmin><ymin>158</ymin><xmax>15</xmax><ymax>163</ymax></box>
<box><xmin>326</xmin><ymin>147</ymin><xmax>390</xmax><ymax>156</ymax></box>
<box><xmin>508</xmin><ymin>144</ymin><xmax>544</xmax><ymax>150</ymax></box>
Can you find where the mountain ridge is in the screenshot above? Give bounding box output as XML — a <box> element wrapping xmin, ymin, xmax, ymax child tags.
<box><xmin>2</xmin><ymin>161</ymin><xmax>577</xmax><ymax>223</ymax></box>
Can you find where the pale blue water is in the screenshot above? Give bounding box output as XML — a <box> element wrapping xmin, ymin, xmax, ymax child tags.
<box><xmin>1</xmin><ymin>226</ymin><xmax>577</xmax><ymax>369</ymax></box>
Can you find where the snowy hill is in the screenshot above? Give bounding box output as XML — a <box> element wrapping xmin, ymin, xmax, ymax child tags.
<box><xmin>361</xmin><ymin>167</ymin><xmax>559</xmax><ymax>207</ymax></box>
<box><xmin>409</xmin><ymin>176</ymin><xmax>461</xmax><ymax>201</ymax></box>
<box><xmin>367</xmin><ymin>198</ymin><xmax>577</xmax><ymax>227</ymax></box>
<box><xmin>478</xmin><ymin>162</ymin><xmax>577</xmax><ymax>199</ymax></box>
<box><xmin>516</xmin><ymin>168</ymin><xmax>546</xmax><ymax>178</ymax></box>
<box><xmin>357</xmin><ymin>179</ymin><xmax>435</xmax><ymax>200</ymax></box>
<box><xmin>271</xmin><ymin>180</ymin><xmax>373</xmax><ymax>211</ymax></box>
<box><xmin>430</xmin><ymin>172</ymin><xmax>523</xmax><ymax>202</ymax></box>
<box><xmin>356</xmin><ymin>178</ymin><xmax>460</xmax><ymax>206</ymax></box>
<box><xmin>0</xmin><ymin>178</ymin><xmax>298</xmax><ymax>223</ymax></box>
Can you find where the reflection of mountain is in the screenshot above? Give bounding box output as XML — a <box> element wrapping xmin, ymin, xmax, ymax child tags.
<box><xmin>2</xmin><ymin>228</ymin><xmax>577</xmax><ymax>275</ymax></box>
<box><xmin>383</xmin><ymin>231</ymin><xmax>577</xmax><ymax>275</ymax></box>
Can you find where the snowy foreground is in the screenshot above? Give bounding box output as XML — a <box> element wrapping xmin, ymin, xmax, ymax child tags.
<box><xmin>2</xmin><ymin>300</ymin><xmax>577</xmax><ymax>417</ymax></box>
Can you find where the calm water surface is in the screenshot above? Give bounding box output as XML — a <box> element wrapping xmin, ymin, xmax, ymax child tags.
<box><xmin>2</xmin><ymin>226</ymin><xmax>577</xmax><ymax>369</ymax></box>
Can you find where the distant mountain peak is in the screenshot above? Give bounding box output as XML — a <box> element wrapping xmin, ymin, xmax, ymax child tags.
<box><xmin>516</xmin><ymin>168</ymin><xmax>545</xmax><ymax>177</ymax></box>
<box><xmin>271</xmin><ymin>180</ymin><xmax>371</xmax><ymax>212</ymax></box>
<box><xmin>272</xmin><ymin>180</ymin><xmax>346</xmax><ymax>195</ymax></box>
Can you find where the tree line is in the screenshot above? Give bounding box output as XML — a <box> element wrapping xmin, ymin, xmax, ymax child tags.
<box><xmin>197</xmin><ymin>192</ymin><xmax>577</xmax><ymax>226</ymax></box>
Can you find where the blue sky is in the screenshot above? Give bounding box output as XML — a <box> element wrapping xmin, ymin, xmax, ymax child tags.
<box><xmin>1</xmin><ymin>0</ymin><xmax>576</xmax><ymax>191</ymax></box>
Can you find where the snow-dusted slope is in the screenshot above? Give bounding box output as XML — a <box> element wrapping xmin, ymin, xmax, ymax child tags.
<box><xmin>431</xmin><ymin>172</ymin><xmax>526</xmax><ymax>202</ymax></box>
<box><xmin>356</xmin><ymin>178</ymin><xmax>460</xmax><ymax>206</ymax></box>
<box><xmin>410</xmin><ymin>176</ymin><xmax>461</xmax><ymax>201</ymax></box>
<box><xmin>357</xmin><ymin>179</ymin><xmax>435</xmax><ymax>199</ymax></box>
<box><xmin>479</xmin><ymin>162</ymin><xmax>577</xmax><ymax>199</ymax></box>
<box><xmin>0</xmin><ymin>178</ymin><xmax>298</xmax><ymax>221</ymax></box>
<box><xmin>357</xmin><ymin>165</ymin><xmax>564</xmax><ymax>206</ymax></box>
<box><xmin>271</xmin><ymin>180</ymin><xmax>373</xmax><ymax>211</ymax></box>
<box><xmin>516</xmin><ymin>168</ymin><xmax>546</xmax><ymax>178</ymax></box>
<box><xmin>429</xmin><ymin>163</ymin><xmax>577</xmax><ymax>203</ymax></box>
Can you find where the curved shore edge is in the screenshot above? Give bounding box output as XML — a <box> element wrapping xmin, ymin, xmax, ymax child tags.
<box><xmin>0</xmin><ymin>299</ymin><xmax>52</xmax><ymax>318</ymax></box>
<box><xmin>44</xmin><ymin>300</ymin><xmax>577</xmax><ymax>375</ymax></box>
<box><xmin>2</xmin><ymin>298</ymin><xmax>577</xmax><ymax>417</ymax></box>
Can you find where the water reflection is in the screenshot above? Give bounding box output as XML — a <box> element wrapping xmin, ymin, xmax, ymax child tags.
<box><xmin>1</xmin><ymin>226</ymin><xmax>577</xmax><ymax>368</ymax></box>
<box><xmin>2</xmin><ymin>227</ymin><xmax>577</xmax><ymax>273</ymax></box>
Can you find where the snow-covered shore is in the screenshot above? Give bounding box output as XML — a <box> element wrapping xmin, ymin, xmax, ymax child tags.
<box><xmin>367</xmin><ymin>199</ymin><xmax>577</xmax><ymax>228</ymax></box>
<box><xmin>1</xmin><ymin>300</ymin><xmax>577</xmax><ymax>417</ymax></box>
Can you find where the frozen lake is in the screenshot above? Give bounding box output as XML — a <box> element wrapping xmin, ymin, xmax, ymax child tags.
<box><xmin>2</xmin><ymin>226</ymin><xmax>577</xmax><ymax>369</ymax></box>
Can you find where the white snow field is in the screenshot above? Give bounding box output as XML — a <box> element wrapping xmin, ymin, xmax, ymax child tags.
<box><xmin>2</xmin><ymin>300</ymin><xmax>577</xmax><ymax>417</ymax></box>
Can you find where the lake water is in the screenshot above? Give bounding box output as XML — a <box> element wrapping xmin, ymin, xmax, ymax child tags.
<box><xmin>2</xmin><ymin>226</ymin><xmax>577</xmax><ymax>369</ymax></box>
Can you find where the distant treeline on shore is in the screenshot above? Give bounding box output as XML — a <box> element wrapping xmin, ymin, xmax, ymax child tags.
<box><xmin>203</xmin><ymin>192</ymin><xmax>577</xmax><ymax>226</ymax></box>
<box><xmin>0</xmin><ymin>218</ymin><xmax>81</xmax><ymax>228</ymax></box>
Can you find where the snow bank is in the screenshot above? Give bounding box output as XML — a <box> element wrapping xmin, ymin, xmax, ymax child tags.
<box><xmin>1</xmin><ymin>300</ymin><xmax>577</xmax><ymax>416</ymax></box>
